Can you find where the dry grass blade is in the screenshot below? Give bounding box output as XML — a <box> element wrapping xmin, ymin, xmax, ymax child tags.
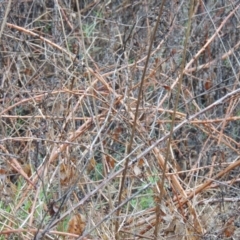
<box><xmin>0</xmin><ymin>1</ymin><xmax>240</xmax><ymax>239</ymax></box>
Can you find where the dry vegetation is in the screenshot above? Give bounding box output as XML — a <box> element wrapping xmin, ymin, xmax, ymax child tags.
<box><xmin>0</xmin><ymin>0</ymin><xmax>240</xmax><ymax>239</ymax></box>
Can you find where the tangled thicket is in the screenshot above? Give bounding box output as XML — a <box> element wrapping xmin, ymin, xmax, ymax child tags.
<box><xmin>0</xmin><ymin>1</ymin><xmax>240</xmax><ymax>239</ymax></box>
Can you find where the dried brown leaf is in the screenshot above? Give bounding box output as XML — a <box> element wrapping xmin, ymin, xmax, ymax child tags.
<box><xmin>60</xmin><ymin>163</ymin><xmax>75</xmax><ymax>186</ymax></box>
<box><xmin>47</xmin><ymin>200</ymin><xmax>60</xmax><ymax>217</ymax></box>
<box><xmin>223</xmin><ymin>216</ymin><xmax>236</xmax><ymax>238</ymax></box>
<box><xmin>67</xmin><ymin>213</ymin><xmax>86</xmax><ymax>236</ymax></box>
<box><xmin>105</xmin><ymin>155</ymin><xmax>115</xmax><ymax>169</ymax></box>
<box><xmin>22</xmin><ymin>164</ymin><xmax>32</xmax><ymax>177</ymax></box>
<box><xmin>87</xmin><ymin>157</ymin><xmax>96</xmax><ymax>174</ymax></box>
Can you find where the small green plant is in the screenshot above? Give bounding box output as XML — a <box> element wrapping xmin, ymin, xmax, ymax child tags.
<box><xmin>130</xmin><ymin>190</ymin><xmax>154</xmax><ymax>210</ymax></box>
<box><xmin>56</xmin><ymin>216</ymin><xmax>70</xmax><ymax>232</ymax></box>
<box><xmin>83</xmin><ymin>22</ymin><xmax>96</xmax><ymax>38</ymax></box>
<box><xmin>92</xmin><ymin>163</ymin><xmax>104</xmax><ymax>181</ymax></box>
